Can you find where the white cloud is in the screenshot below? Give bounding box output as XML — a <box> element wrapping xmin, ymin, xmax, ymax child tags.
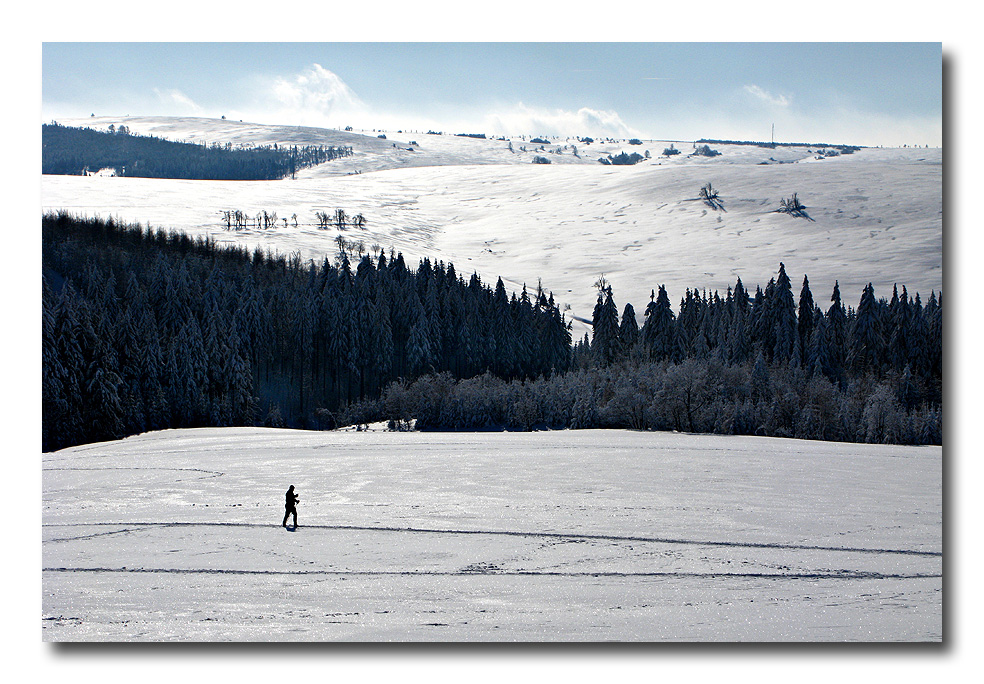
<box><xmin>268</xmin><ymin>63</ymin><xmax>367</xmax><ymax>126</ymax></box>
<box><xmin>153</xmin><ymin>88</ymin><xmax>202</xmax><ymax>113</ymax></box>
<box><xmin>231</xmin><ymin>64</ymin><xmax>645</xmax><ymax>138</ymax></box>
<box><xmin>744</xmin><ymin>84</ymin><xmax>790</xmax><ymax>108</ymax></box>
<box><xmin>483</xmin><ymin>103</ymin><xmax>641</xmax><ymax>138</ymax></box>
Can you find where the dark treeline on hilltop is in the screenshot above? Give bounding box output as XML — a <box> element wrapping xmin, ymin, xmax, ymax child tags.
<box><xmin>42</xmin><ymin>213</ymin><xmax>941</xmax><ymax>452</ymax></box>
<box><xmin>696</xmin><ymin>138</ymin><xmax>861</xmax><ymax>153</ymax></box>
<box><xmin>42</xmin><ymin>213</ymin><xmax>571</xmax><ymax>451</ymax></box>
<box><xmin>42</xmin><ymin>123</ymin><xmax>352</xmax><ymax>180</ymax></box>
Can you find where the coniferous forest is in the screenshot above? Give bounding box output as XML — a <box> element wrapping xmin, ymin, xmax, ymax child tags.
<box><xmin>42</xmin><ymin>213</ymin><xmax>571</xmax><ymax>451</ymax></box>
<box><xmin>42</xmin><ymin>123</ymin><xmax>352</xmax><ymax>180</ymax></box>
<box><xmin>42</xmin><ymin>213</ymin><xmax>941</xmax><ymax>452</ymax></box>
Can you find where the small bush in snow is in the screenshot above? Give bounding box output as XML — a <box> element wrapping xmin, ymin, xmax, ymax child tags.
<box><xmin>692</xmin><ymin>144</ymin><xmax>721</xmax><ymax>157</ymax></box>
<box><xmin>606</xmin><ymin>151</ymin><xmax>645</xmax><ymax>166</ymax></box>
<box><xmin>532</xmin><ymin>156</ymin><xmax>552</xmax><ymax>164</ymax></box>
<box><xmin>777</xmin><ymin>193</ymin><xmax>813</xmax><ymax>220</ymax></box>
<box><xmin>262</xmin><ymin>405</ymin><xmax>285</xmax><ymax>428</ymax></box>
<box><xmin>699</xmin><ymin>182</ymin><xmax>724</xmax><ymax>210</ymax></box>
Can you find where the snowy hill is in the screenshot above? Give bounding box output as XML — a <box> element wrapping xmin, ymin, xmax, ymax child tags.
<box><xmin>41</xmin><ymin>117</ymin><xmax>944</xmax><ymax>642</ymax></box>
<box><xmin>42</xmin><ymin>427</ymin><xmax>941</xmax><ymax>641</ymax></box>
<box><xmin>43</xmin><ymin>116</ymin><xmax>942</xmax><ymax>333</ymax></box>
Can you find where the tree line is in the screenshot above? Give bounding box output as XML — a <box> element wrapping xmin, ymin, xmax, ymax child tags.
<box><xmin>42</xmin><ymin>123</ymin><xmax>352</xmax><ymax>180</ymax></box>
<box><xmin>42</xmin><ymin>212</ymin><xmax>571</xmax><ymax>451</ymax></box>
<box><xmin>376</xmin><ymin>265</ymin><xmax>941</xmax><ymax>445</ymax></box>
<box><xmin>42</xmin><ymin>213</ymin><xmax>941</xmax><ymax>451</ymax></box>
<box><xmin>579</xmin><ymin>264</ymin><xmax>940</xmax><ymax>391</ymax></box>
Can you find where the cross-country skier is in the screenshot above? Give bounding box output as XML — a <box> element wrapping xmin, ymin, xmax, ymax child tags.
<box><xmin>282</xmin><ymin>485</ymin><xmax>299</xmax><ymax>528</ymax></box>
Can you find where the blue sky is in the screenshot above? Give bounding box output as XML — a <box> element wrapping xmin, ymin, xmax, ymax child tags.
<box><xmin>43</xmin><ymin>42</ymin><xmax>942</xmax><ymax>147</ymax></box>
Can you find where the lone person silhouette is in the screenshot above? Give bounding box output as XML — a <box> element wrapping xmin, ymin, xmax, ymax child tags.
<box><xmin>282</xmin><ymin>485</ymin><xmax>299</xmax><ymax>528</ymax></box>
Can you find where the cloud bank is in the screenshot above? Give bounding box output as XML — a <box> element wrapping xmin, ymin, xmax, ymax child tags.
<box><xmin>259</xmin><ymin>63</ymin><xmax>369</xmax><ymax>127</ymax></box>
<box><xmin>241</xmin><ymin>64</ymin><xmax>938</xmax><ymax>147</ymax></box>
<box><xmin>483</xmin><ymin>103</ymin><xmax>641</xmax><ymax>138</ymax></box>
<box><xmin>743</xmin><ymin>84</ymin><xmax>790</xmax><ymax>108</ymax></box>
<box><xmin>153</xmin><ymin>88</ymin><xmax>202</xmax><ymax>114</ymax></box>
<box><xmin>248</xmin><ymin>65</ymin><xmax>645</xmax><ymax>138</ymax></box>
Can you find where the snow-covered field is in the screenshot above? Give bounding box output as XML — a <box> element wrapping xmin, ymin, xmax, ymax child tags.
<box><xmin>40</xmin><ymin>116</ymin><xmax>944</xmax><ymax>642</ymax></box>
<box><xmin>43</xmin><ymin>116</ymin><xmax>942</xmax><ymax>333</ymax></box>
<box><xmin>42</xmin><ymin>428</ymin><xmax>941</xmax><ymax>641</ymax></box>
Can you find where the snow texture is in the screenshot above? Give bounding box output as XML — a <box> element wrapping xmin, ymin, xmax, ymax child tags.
<box><xmin>43</xmin><ymin>428</ymin><xmax>942</xmax><ymax>641</ymax></box>
<box><xmin>43</xmin><ymin>116</ymin><xmax>942</xmax><ymax>334</ymax></box>
<box><xmin>41</xmin><ymin>116</ymin><xmax>943</xmax><ymax>641</ymax></box>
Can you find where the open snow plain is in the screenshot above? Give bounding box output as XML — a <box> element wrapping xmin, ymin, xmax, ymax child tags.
<box><xmin>42</xmin><ymin>116</ymin><xmax>942</xmax><ymax>333</ymax></box>
<box><xmin>42</xmin><ymin>428</ymin><xmax>942</xmax><ymax>642</ymax></box>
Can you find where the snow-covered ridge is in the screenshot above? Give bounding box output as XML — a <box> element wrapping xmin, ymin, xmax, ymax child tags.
<box><xmin>44</xmin><ymin>116</ymin><xmax>942</xmax><ymax>333</ymax></box>
<box><xmin>54</xmin><ymin>115</ymin><xmax>856</xmax><ymax>174</ymax></box>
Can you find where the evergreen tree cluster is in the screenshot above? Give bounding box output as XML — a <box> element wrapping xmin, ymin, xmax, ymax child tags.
<box><xmin>393</xmin><ymin>264</ymin><xmax>941</xmax><ymax>445</ymax></box>
<box><xmin>42</xmin><ymin>213</ymin><xmax>941</xmax><ymax>451</ymax></box>
<box><xmin>42</xmin><ymin>123</ymin><xmax>352</xmax><ymax>180</ymax></box>
<box><xmin>581</xmin><ymin>264</ymin><xmax>941</xmax><ymax>395</ymax></box>
<box><xmin>42</xmin><ymin>213</ymin><xmax>572</xmax><ymax>451</ymax></box>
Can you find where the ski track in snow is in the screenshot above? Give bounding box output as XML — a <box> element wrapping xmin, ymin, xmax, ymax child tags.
<box><xmin>42</xmin><ymin>428</ymin><xmax>942</xmax><ymax>641</ymax></box>
<box><xmin>40</xmin><ymin>117</ymin><xmax>943</xmax><ymax>640</ymax></box>
<box><xmin>42</xmin><ymin>521</ymin><xmax>940</xmax><ymax>557</ymax></box>
<box><xmin>43</xmin><ymin>567</ymin><xmax>940</xmax><ymax>580</ymax></box>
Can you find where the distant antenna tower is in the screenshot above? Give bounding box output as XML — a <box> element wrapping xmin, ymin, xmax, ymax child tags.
<box><xmin>771</xmin><ymin>123</ymin><xmax>775</xmax><ymax>145</ymax></box>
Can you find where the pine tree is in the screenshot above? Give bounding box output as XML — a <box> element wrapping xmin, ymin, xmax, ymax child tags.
<box><xmin>175</xmin><ymin>317</ymin><xmax>209</xmax><ymax>426</ymax></box>
<box><xmin>641</xmin><ymin>285</ymin><xmax>676</xmax><ymax>361</ymax></box>
<box><xmin>53</xmin><ymin>282</ymin><xmax>88</xmax><ymax>446</ymax></box>
<box><xmin>137</xmin><ymin>308</ymin><xmax>167</xmax><ymax>431</ymax></box>
<box><xmin>491</xmin><ymin>277</ymin><xmax>513</xmax><ymax>376</ymax></box>
<box><xmin>927</xmin><ymin>291</ymin><xmax>942</xmax><ymax>395</ymax></box>
<box><xmin>591</xmin><ymin>286</ymin><xmax>621</xmax><ymax>366</ymax></box>
<box><xmin>885</xmin><ymin>285</ymin><xmax>907</xmax><ymax>372</ymax></box>
<box><xmin>515</xmin><ymin>286</ymin><xmax>539</xmax><ymax>378</ymax></box>
<box><xmin>849</xmin><ymin>283</ymin><xmax>884</xmax><ymax>375</ymax></box>
<box><xmin>544</xmin><ymin>294</ymin><xmax>572</xmax><ymax>376</ymax></box>
<box><xmin>619</xmin><ymin>303</ymin><xmax>639</xmax><ymax>356</ymax></box>
<box><xmin>750</xmin><ymin>284</ymin><xmax>770</xmax><ymax>359</ymax></box>
<box><xmin>907</xmin><ymin>292</ymin><xmax>930</xmax><ymax>379</ymax></box>
<box><xmin>407</xmin><ymin>301</ymin><xmax>434</xmax><ymax>376</ymax></box>
<box><xmin>807</xmin><ymin>307</ymin><xmax>834</xmax><ymax>381</ymax></box>
<box><xmin>826</xmin><ymin>281</ymin><xmax>848</xmax><ymax>383</ymax></box>
<box><xmin>42</xmin><ymin>277</ymin><xmax>69</xmax><ymax>451</ymax></box>
<box><xmin>797</xmin><ymin>274</ymin><xmax>815</xmax><ymax>365</ymax></box>
<box><xmin>694</xmin><ymin>304</ymin><xmax>713</xmax><ymax>359</ymax></box>
<box><xmin>727</xmin><ymin>278</ymin><xmax>752</xmax><ymax>363</ymax></box>
<box><xmin>86</xmin><ymin>366</ymin><xmax>124</xmax><ymax>442</ymax></box>
<box><xmin>113</xmin><ymin>306</ymin><xmax>144</xmax><ymax>434</ymax></box>
<box><xmin>772</xmin><ymin>263</ymin><xmax>797</xmax><ymax>363</ymax></box>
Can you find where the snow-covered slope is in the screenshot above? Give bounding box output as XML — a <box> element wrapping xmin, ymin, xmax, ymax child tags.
<box><xmin>42</xmin><ymin>427</ymin><xmax>942</xmax><ymax>641</ymax></box>
<box><xmin>44</xmin><ymin>116</ymin><xmax>942</xmax><ymax>332</ymax></box>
